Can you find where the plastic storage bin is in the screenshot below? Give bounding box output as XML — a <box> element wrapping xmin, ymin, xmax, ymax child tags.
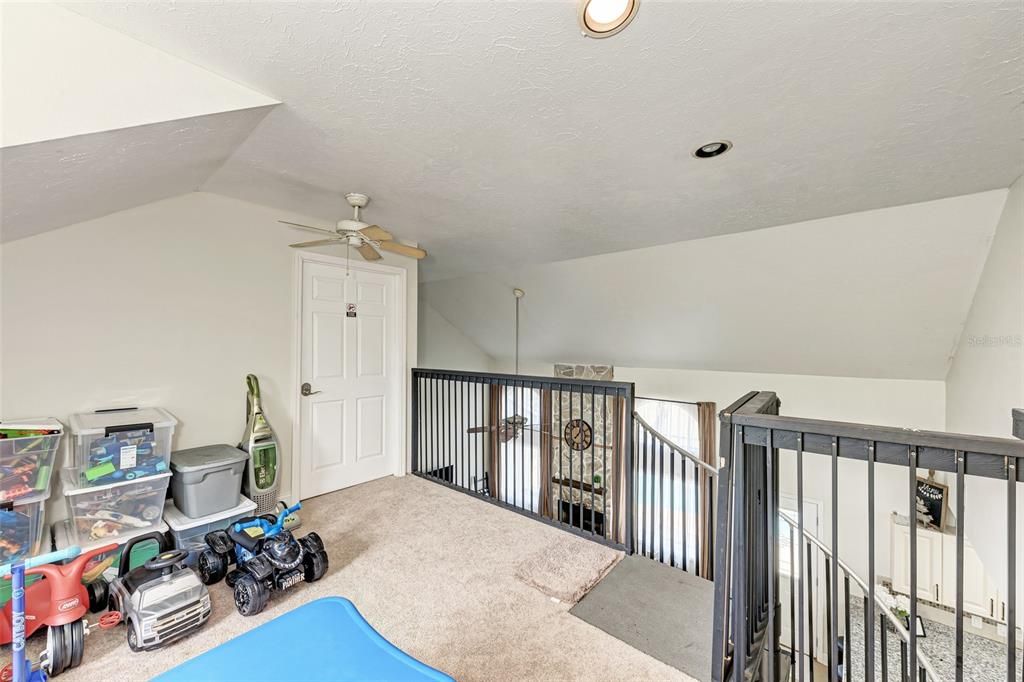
<box><xmin>0</xmin><ymin>418</ymin><xmax>63</xmax><ymax>503</ymax></box>
<box><xmin>164</xmin><ymin>495</ymin><xmax>256</xmax><ymax>556</ymax></box>
<box><xmin>170</xmin><ymin>445</ymin><xmax>248</xmax><ymax>518</ymax></box>
<box><xmin>53</xmin><ymin>518</ymin><xmax>168</xmax><ymax>584</ymax></box>
<box><xmin>61</xmin><ymin>470</ymin><xmax>171</xmax><ymax>544</ymax></box>
<box><xmin>0</xmin><ymin>490</ymin><xmax>49</xmax><ymax>564</ymax></box>
<box><xmin>68</xmin><ymin>407</ymin><xmax>178</xmax><ymax>487</ymax></box>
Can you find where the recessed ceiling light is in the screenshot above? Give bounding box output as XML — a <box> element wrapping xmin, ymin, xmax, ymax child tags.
<box><xmin>693</xmin><ymin>140</ymin><xmax>732</xmax><ymax>159</ymax></box>
<box><xmin>579</xmin><ymin>0</ymin><xmax>639</xmax><ymax>38</ymax></box>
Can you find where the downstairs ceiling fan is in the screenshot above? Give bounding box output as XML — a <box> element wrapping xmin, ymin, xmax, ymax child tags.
<box><xmin>279</xmin><ymin>193</ymin><xmax>426</xmax><ymax>261</ymax></box>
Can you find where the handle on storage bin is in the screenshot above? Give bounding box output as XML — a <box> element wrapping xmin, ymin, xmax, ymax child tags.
<box><xmin>104</xmin><ymin>422</ymin><xmax>154</xmax><ymax>437</ymax></box>
<box><xmin>117</xmin><ymin>531</ymin><xmax>169</xmax><ymax>577</ymax></box>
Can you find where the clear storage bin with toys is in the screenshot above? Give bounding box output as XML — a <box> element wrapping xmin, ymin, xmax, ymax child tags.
<box><xmin>52</xmin><ymin>518</ymin><xmax>168</xmax><ymax>584</ymax></box>
<box><xmin>0</xmin><ymin>418</ymin><xmax>63</xmax><ymax>504</ymax></box>
<box><xmin>68</xmin><ymin>407</ymin><xmax>177</xmax><ymax>487</ymax></box>
<box><xmin>61</xmin><ymin>470</ymin><xmax>171</xmax><ymax>544</ymax></box>
<box><xmin>0</xmin><ymin>490</ymin><xmax>49</xmax><ymax>565</ymax></box>
<box><xmin>163</xmin><ymin>495</ymin><xmax>256</xmax><ymax>564</ymax></box>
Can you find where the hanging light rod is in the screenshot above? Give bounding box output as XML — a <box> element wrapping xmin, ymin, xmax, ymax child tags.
<box><xmin>513</xmin><ymin>288</ymin><xmax>525</xmax><ymax>375</ymax></box>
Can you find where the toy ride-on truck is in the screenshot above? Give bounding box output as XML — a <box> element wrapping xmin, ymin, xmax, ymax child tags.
<box><xmin>196</xmin><ymin>502</ymin><xmax>328</xmax><ymax>616</ymax></box>
<box><xmin>106</xmin><ymin>532</ymin><xmax>212</xmax><ymax>651</ymax></box>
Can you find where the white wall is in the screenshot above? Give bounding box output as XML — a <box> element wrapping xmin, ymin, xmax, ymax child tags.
<box><xmin>1</xmin><ymin>192</ymin><xmax>418</xmax><ymax>519</ymax></box>
<box><xmin>0</xmin><ymin>2</ymin><xmax>276</xmax><ymax>147</ymax></box>
<box><xmin>418</xmin><ymin>298</ymin><xmax>495</xmax><ymax>372</ymax></box>
<box><xmin>945</xmin><ymin>175</ymin><xmax>1024</xmax><ymax>597</ymax></box>
<box><xmin>946</xmin><ymin>175</ymin><xmax>1024</xmax><ymax>439</ymax></box>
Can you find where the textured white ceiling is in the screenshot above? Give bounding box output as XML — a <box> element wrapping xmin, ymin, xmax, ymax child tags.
<box><xmin>422</xmin><ymin>190</ymin><xmax>1009</xmax><ymax>380</ymax></box>
<box><xmin>62</xmin><ymin>1</ymin><xmax>1024</xmax><ymax>280</ymax></box>
<box><xmin>1</xmin><ymin>108</ymin><xmax>273</xmax><ymax>241</ymax></box>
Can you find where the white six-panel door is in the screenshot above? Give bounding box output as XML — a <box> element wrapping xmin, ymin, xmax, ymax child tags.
<box><xmin>299</xmin><ymin>257</ymin><xmax>404</xmax><ymax>499</ymax></box>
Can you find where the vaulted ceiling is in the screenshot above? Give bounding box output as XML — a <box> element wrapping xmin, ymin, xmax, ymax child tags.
<box><xmin>2</xmin><ymin>0</ymin><xmax>1015</xmax><ymax>281</ymax></box>
<box><xmin>422</xmin><ymin>190</ymin><xmax>1010</xmax><ymax>380</ymax></box>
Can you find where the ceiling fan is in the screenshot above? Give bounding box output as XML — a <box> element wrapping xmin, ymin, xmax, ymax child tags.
<box><xmin>279</xmin><ymin>193</ymin><xmax>426</xmax><ymax>261</ymax></box>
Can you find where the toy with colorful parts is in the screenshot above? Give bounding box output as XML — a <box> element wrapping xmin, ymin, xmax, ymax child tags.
<box><xmin>1</xmin><ymin>543</ymin><xmax>117</xmax><ymax>678</ymax></box>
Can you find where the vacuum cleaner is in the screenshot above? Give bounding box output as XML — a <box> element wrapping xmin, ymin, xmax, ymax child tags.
<box><xmin>239</xmin><ymin>374</ymin><xmax>282</xmax><ymax>516</ymax></box>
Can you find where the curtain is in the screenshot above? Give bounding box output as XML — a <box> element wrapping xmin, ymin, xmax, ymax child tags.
<box><xmin>540</xmin><ymin>389</ymin><xmax>552</xmax><ymax>518</ymax></box>
<box><xmin>615</xmin><ymin>396</ymin><xmax>628</xmax><ymax>545</ymax></box>
<box><xmin>697</xmin><ymin>401</ymin><xmax>717</xmax><ymax>579</ymax></box>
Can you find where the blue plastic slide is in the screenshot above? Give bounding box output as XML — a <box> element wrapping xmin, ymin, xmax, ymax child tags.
<box><xmin>154</xmin><ymin>597</ymin><xmax>453</xmax><ymax>682</ymax></box>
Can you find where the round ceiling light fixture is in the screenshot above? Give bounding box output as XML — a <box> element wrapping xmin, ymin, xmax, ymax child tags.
<box><xmin>692</xmin><ymin>140</ymin><xmax>733</xmax><ymax>159</ymax></box>
<box><xmin>579</xmin><ymin>0</ymin><xmax>639</xmax><ymax>38</ymax></box>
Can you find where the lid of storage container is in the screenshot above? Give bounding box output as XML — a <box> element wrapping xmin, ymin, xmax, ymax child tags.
<box><xmin>0</xmin><ymin>417</ymin><xmax>63</xmax><ymax>435</ymax></box>
<box><xmin>163</xmin><ymin>495</ymin><xmax>257</xmax><ymax>531</ymax></box>
<box><xmin>53</xmin><ymin>518</ymin><xmax>169</xmax><ymax>553</ymax></box>
<box><xmin>170</xmin><ymin>444</ymin><xmax>249</xmax><ymax>473</ymax></box>
<box><xmin>60</xmin><ymin>469</ymin><xmax>171</xmax><ymax>496</ymax></box>
<box><xmin>69</xmin><ymin>407</ymin><xmax>177</xmax><ymax>436</ymax></box>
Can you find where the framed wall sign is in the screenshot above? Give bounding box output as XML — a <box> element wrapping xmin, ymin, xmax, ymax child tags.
<box><xmin>915</xmin><ymin>477</ymin><xmax>948</xmax><ymax>531</ymax></box>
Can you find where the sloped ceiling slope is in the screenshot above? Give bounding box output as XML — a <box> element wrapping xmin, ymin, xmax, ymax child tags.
<box><xmin>0</xmin><ymin>3</ymin><xmax>277</xmax><ymax>241</ymax></box>
<box><xmin>1</xmin><ymin>110</ymin><xmax>273</xmax><ymax>242</ymax></box>
<box><xmin>421</xmin><ymin>191</ymin><xmax>1009</xmax><ymax>380</ymax></box>
<box><xmin>65</xmin><ymin>1</ymin><xmax>1023</xmax><ymax>280</ymax></box>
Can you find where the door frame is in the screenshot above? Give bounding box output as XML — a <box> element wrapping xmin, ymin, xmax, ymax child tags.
<box><xmin>290</xmin><ymin>250</ymin><xmax>408</xmax><ymax>501</ymax></box>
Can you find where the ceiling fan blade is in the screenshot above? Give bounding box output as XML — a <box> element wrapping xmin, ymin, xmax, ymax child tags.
<box><xmin>377</xmin><ymin>240</ymin><xmax>427</xmax><ymax>260</ymax></box>
<box><xmin>279</xmin><ymin>220</ymin><xmax>337</xmax><ymax>236</ymax></box>
<box><xmin>289</xmin><ymin>238</ymin><xmax>342</xmax><ymax>249</ymax></box>
<box><xmin>360</xmin><ymin>225</ymin><xmax>393</xmax><ymax>241</ymax></box>
<box><xmin>356</xmin><ymin>243</ymin><xmax>382</xmax><ymax>261</ymax></box>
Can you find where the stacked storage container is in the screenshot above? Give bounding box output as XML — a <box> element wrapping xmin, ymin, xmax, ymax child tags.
<box><xmin>0</xmin><ymin>418</ymin><xmax>63</xmax><ymax>565</ymax></box>
<box><xmin>165</xmin><ymin>444</ymin><xmax>253</xmax><ymax>560</ymax></box>
<box><xmin>63</xmin><ymin>408</ymin><xmax>177</xmax><ymax>544</ymax></box>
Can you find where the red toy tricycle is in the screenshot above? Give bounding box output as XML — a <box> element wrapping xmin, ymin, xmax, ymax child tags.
<box><xmin>1</xmin><ymin>543</ymin><xmax>118</xmax><ymax>678</ymax></box>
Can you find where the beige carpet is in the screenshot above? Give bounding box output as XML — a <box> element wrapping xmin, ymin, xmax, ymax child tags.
<box><xmin>5</xmin><ymin>476</ymin><xmax>691</xmax><ymax>681</ymax></box>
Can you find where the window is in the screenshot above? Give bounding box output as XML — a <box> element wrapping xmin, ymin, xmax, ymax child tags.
<box><xmin>635</xmin><ymin>398</ymin><xmax>699</xmax><ymax>454</ymax></box>
<box><xmin>634</xmin><ymin>398</ymin><xmax>702</xmax><ymax>571</ymax></box>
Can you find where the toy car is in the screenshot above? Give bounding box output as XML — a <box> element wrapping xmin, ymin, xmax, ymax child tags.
<box><xmin>196</xmin><ymin>501</ymin><xmax>327</xmax><ymax>616</ymax></box>
<box><xmin>106</xmin><ymin>532</ymin><xmax>211</xmax><ymax>652</ymax></box>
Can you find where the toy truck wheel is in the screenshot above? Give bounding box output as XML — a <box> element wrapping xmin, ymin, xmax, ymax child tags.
<box><xmin>126</xmin><ymin>620</ymin><xmax>142</xmax><ymax>652</ymax></box>
<box><xmin>197</xmin><ymin>549</ymin><xmax>228</xmax><ymax>585</ymax></box>
<box><xmin>87</xmin><ymin>578</ymin><xmax>109</xmax><ymax>613</ymax></box>
<box><xmin>233</xmin><ymin>574</ymin><xmax>269</xmax><ymax>617</ymax></box>
<box><xmin>302</xmin><ymin>549</ymin><xmax>328</xmax><ymax>582</ymax></box>
<box><xmin>45</xmin><ymin>624</ymin><xmax>67</xmax><ymax>677</ymax></box>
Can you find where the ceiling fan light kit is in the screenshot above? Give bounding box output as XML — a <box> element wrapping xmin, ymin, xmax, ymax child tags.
<box><xmin>279</xmin><ymin>192</ymin><xmax>426</xmax><ymax>262</ymax></box>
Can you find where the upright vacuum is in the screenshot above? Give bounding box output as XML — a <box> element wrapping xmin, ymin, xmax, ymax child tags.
<box><xmin>239</xmin><ymin>374</ymin><xmax>282</xmax><ymax>516</ymax></box>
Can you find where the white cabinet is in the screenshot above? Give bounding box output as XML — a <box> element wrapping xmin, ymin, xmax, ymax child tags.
<box><xmin>890</xmin><ymin>516</ymin><xmax>1001</xmax><ymax>620</ymax></box>
<box><xmin>941</xmin><ymin>534</ymin><xmax>1000</xmax><ymax>619</ymax></box>
<box><xmin>891</xmin><ymin>522</ymin><xmax>943</xmax><ymax>602</ymax></box>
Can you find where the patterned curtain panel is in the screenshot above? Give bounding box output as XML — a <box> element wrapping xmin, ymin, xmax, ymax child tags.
<box><xmin>697</xmin><ymin>401</ymin><xmax>717</xmax><ymax>579</ymax></box>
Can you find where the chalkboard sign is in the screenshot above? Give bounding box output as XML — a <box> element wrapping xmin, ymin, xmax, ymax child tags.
<box><xmin>915</xmin><ymin>477</ymin><xmax>948</xmax><ymax>531</ymax></box>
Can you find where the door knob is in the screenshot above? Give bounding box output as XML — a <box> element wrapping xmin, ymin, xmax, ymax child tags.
<box><xmin>301</xmin><ymin>382</ymin><xmax>321</xmax><ymax>397</ymax></box>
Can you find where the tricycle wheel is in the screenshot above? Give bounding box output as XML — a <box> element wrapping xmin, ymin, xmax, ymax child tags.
<box><xmin>303</xmin><ymin>549</ymin><xmax>328</xmax><ymax>582</ymax></box>
<box><xmin>87</xmin><ymin>578</ymin><xmax>109</xmax><ymax>613</ymax></box>
<box><xmin>68</xmin><ymin>620</ymin><xmax>85</xmax><ymax>669</ymax></box>
<box><xmin>233</xmin><ymin>574</ymin><xmax>269</xmax><ymax>617</ymax></box>
<box><xmin>45</xmin><ymin>624</ymin><xmax>67</xmax><ymax>677</ymax></box>
<box><xmin>197</xmin><ymin>549</ymin><xmax>227</xmax><ymax>585</ymax></box>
